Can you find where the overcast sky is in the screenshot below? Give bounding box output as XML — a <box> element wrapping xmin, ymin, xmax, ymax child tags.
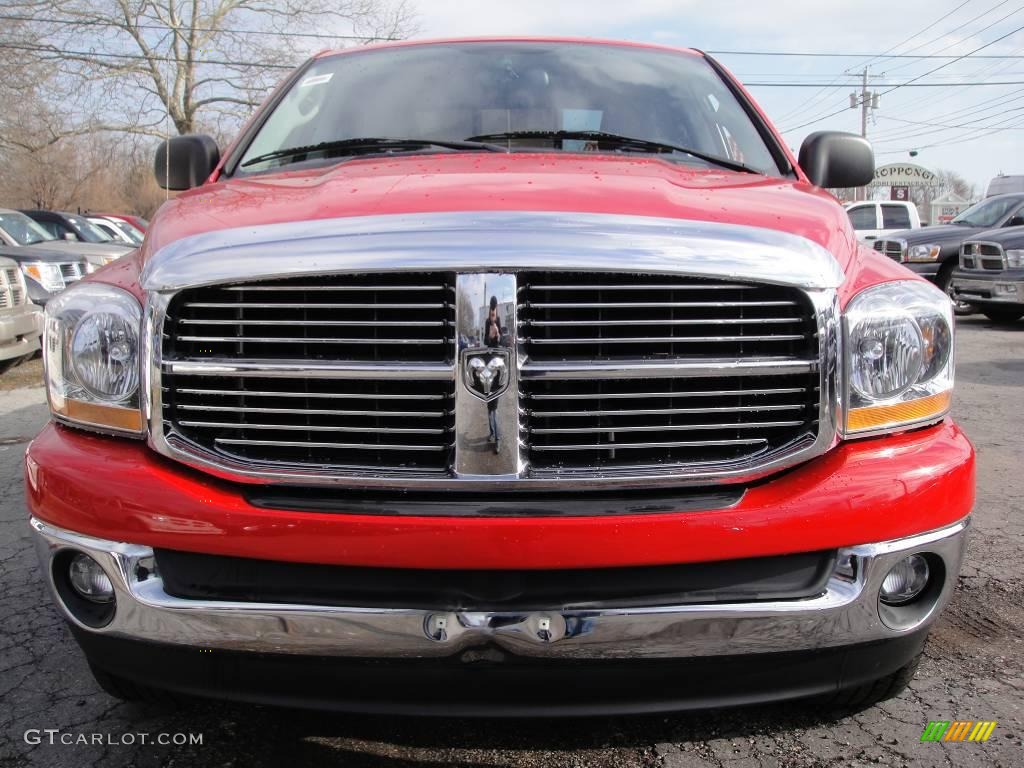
<box><xmin>409</xmin><ymin>0</ymin><xmax>1023</xmax><ymax>195</ymax></box>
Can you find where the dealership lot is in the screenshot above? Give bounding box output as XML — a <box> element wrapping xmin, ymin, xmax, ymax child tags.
<box><xmin>0</xmin><ymin>317</ymin><xmax>1022</xmax><ymax>768</ymax></box>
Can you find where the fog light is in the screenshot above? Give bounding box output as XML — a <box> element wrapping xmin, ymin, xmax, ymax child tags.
<box><xmin>880</xmin><ymin>554</ymin><xmax>929</xmax><ymax>606</ymax></box>
<box><xmin>68</xmin><ymin>553</ymin><xmax>114</xmax><ymax>603</ymax></box>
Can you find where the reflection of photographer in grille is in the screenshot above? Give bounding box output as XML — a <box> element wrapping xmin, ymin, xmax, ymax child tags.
<box><xmin>483</xmin><ymin>295</ymin><xmax>501</xmax><ymax>452</ymax></box>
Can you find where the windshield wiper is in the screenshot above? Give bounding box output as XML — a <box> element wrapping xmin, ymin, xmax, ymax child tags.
<box><xmin>464</xmin><ymin>130</ymin><xmax>760</xmax><ymax>174</ymax></box>
<box><xmin>241</xmin><ymin>137</ymin><xmax>507</xmax><ymax>168</ymax></box>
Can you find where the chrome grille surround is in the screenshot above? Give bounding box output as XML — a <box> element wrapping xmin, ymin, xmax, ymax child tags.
<box><xmin>144</xmin><ymin>212</ymin><xmax>843</xmax><ymax>490</ymax></box>
<box><xmin>873</xmin><ymin>239</ymin><xmax>905</xmax><ymax>262</ymax></box>
<box><xmin>959</xmin><ymin>241</ymin><xmax>1006</xmax><ymax>271</ymax></box>
<box><xmin>0</xmin><ymin>266</ymin><xmax>25</xmax><ymax>308</ymax></box>
<box><xmin>59</xmin><ymin>261</ymin><xmax>85</xmax><ymax>283</ymax></box>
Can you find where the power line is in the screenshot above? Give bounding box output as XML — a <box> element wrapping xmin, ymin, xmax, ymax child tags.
<box><xmin>0</xmin><ymin>41</ymin><xmax>294</xmax><ymax>69</ymax></box>
<box><xmin>867</xmin><ymin>87</ymin><xmax>1024</xmax><ymax>138</ymax></box>
<box><xmin>707</xmin><ymin>49</ymin><xmax>1024</xmax><ymax>59</ymax></box>
<box><xmin>876</xmin><ymin>116</ymin><xmax>1024</xmax><ymax>153</ymax></box>
<box><xmin>780</xmin><ymin>21</ymin><xmax>1024</xmax><ymax>132</ymax></box>
<box><xmin>0</xmin><ymin>13</ymin><xmax>396</xmax><ymax>41</ymax></box>
<box><xmin>750</xmin><ymin>79</ymin><xmax>1024</xmax><ymax>86</ymax></box>
<box><xmin>770</xmin><ymin>1</ymin><xmax>979</xmax><ymax>128</ymax></box>
<box><xmin>879</xmin><ymin>0</ymin><xmax>1023</xmax><ymax>75</ymax></box>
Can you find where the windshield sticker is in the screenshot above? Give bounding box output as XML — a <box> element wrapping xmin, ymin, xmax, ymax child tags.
<box><xmin>300</xmin><ymin>73</ymin><xmax>333</xmax><ymax>88</ymax></box>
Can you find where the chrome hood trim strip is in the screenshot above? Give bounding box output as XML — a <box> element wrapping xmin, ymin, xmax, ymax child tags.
<box><xmin>142</xmin><ymin>211</ymin><xmax>845</xmax><ymax>292</ymax></box>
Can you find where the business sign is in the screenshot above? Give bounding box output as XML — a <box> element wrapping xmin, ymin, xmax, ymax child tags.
<box><xmin>871</xmin><ymin>163</ymin><xmax>939</xmax><ymax>188</ymax></box>
<box><xmin>891</xmin><ymin>186</ymin><xmax>910</xmax><ymax>201</ymax></box>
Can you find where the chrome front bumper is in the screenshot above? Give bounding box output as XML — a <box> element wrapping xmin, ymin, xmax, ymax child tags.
<box><xmin>31</xmin><ymin>517</ymin><xmax>968</xmax><ymax>660</ymax></box>
<box><xmin>0</xmin><ymin>306</ymin><xmax>42</xmax><ymax>361</ymax></box>
<box><xmin>951</xmin><ymin>275</ymin><xmax>1024</xmax><ymax>304</ymax></box>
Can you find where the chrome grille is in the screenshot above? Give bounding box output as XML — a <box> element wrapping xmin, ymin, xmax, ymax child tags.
<box><xmin>873</xmin><ymin>240</ymin><xmax>904</xmax><ymax>262</ymax></box>
<box><xmin>0</xmin><ymin>266</ymin><xmax>25</xmax><ymax>309</ymax></box>
<box><xmin>960</xmin><ymin>243</ymin><xmax>1004</xmax><ymax>271</ymax></box>
<box><xmin>59</xmin><ymin>262</ymin><xmax>85</xmax><ymax>283</ymax></box>
<box><xmin>156</xmin><ymin>269</ymin><xmax>829</xmax><ymax>486</ymax></box>
<box><xmin>161</xmin><ymin>273</ymin><xmax>456</xmax><ymax>473</ymax></box>
<box><xmin>518</xmin><ymin>273</ymin><xmax>820</xmax><ymax>473</ymax></box>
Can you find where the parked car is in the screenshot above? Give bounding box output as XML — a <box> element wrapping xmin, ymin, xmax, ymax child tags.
<box><xmin>0</xmin><ymin>209</ymin><xmax>126</xmax><ymax>273</ymax></box>
<box><xmin>0</xmin><ymin>255</ymin><xmax>42</xmax><ymax>372</ymax></box>
<box><xmin>93</xmin><ymin>213</ymin><xmax>149</xmax><ymax>233</ymax></box>
<box><xmin>873</xmin><ymin>192</ymin><xmax>1024</xmax><ymax>312</ymax></box>
<box><xmin>88</xmin><ymin>216</ymin><xmax>144</xmax><ymax>245</ymax></box>
<box><xmin>21</xmin><ymin>210</ymin><xmax>133</xmax><ymax>262</ymax></box>
<box><xmin>0</xmin><ymin>245</ymin><xmax>89</xmax><ymax>306</ymax></box>
<box><xmin>950</xmin><ymin>226</ymin><xmax>1024</xmax><ymax>323</ymax></box>
<box><xmin>27</xmin><ymin>38</ymin><xmax>971</xmax><ymax>716</ymax></box>
<box><xmin>844</xmin><ymin>200</ymin><xmax>921</xmax><ymax>243</ymax></box>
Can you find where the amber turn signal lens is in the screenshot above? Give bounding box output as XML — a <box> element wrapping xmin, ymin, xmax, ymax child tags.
<box><xmin>846</xmin><ymin>391</ymin><xmax>951</xmax><ymax>433</ymax></box>
<box><xmin>54</xmin><ymin>399</ymin><xmax>144</xmax><ymax>433</ymax></box>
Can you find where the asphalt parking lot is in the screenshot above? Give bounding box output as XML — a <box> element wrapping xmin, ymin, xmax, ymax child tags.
<box><xmin>1</xmin><ymin>316</ymin><xmax>1022</xmax><ymax>768</ymax></box>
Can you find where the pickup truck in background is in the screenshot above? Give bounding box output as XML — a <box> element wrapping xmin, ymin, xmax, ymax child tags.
<box><xmin>844</xmin><ymin>200</ymin><xmax>921</xmax><ymax>243</ymax></box>
<box><xmin>874</xmin><ymin>192</ymin><xmax>1024</xmax><ymax>314</ymax></box>
<box><xmin>951</xmin><ymin>227</ymin><xmax>1024</xmax><ymax>324</ymax></box>
<box><xmin>0</xmin><ymin>255</ymin><xmax>42</xmax><ymax>373</ymax></box>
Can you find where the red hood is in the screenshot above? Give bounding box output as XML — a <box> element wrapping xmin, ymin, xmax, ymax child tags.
<box><xmin>145</xmin><ymin>154</ymin><xmax>858</xmax><ymax>270</ymax></box>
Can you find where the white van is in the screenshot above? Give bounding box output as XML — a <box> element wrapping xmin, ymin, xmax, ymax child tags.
<box><xmin>844</xmin><ymin>200</ymin><xmax>922</xmax><ymax>243</ymax></box>
<box><xmin>986</xmin><ymin>175</ymin><xmax>1024</xmax><ymax>198</ymax></box>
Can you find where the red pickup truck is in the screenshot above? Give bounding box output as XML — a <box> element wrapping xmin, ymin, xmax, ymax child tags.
<box><xmin>27</xmin><ymin>38</ymin><xmax>973</xmax><ymax>715</ymax></box>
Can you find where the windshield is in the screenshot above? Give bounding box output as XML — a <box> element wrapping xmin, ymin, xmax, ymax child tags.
<box><xmin>111</xmin><ymin>220</ymin><xmax>144</xmax><ymax>244</ymax></box>
<box><xmin>237</xmin><ymin>42</ymin><xmax>780</xmax><ymax>176</ymax></box>
<box><xmin>0</xmin><ymin>212</ymin><xmax>56</xmax><ymax>246</ymax></box>
<box><xmin>952</xmin><ymin>197</ymin><xmax>1021</xmax><ymax>228</ymax></box>
<box><xmin>64</xmin><ymin>214</ymin><xmax>113</xmax><ymax>243</ymax></box>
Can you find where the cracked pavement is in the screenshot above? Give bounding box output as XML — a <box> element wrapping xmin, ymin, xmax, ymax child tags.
<box><xmin>1</xmin><ymin>316</ymin><xmax>1022</xmax><ymax>767</ymax></box>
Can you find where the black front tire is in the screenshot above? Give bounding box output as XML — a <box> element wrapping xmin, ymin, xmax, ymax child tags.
<box><xmin>88</xmin><ymin>663</ymin><xmax>189</xmax><ymax>707</ymax></box>
<box><xmin>982</xmin><ymin>307</ymin><xmax>1024</xmax><ymax>324</ymax></box>
<box><xmin>817</xmin><ymin>652</ymin><xmax>921</xmax><ymax>712</ymax></box>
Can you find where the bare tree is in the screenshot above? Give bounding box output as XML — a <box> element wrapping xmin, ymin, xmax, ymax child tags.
<box><xmin>3</xmin><ymin>0</ymin><xmax>416</xmax><ymax>142</ymax></box>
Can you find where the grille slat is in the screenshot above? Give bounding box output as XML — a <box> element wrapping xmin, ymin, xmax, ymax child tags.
<box><xmin>531</xmin><ymin>438</ymin><xmax>770</xmax><ymax>452</ymax></box>
<box><xmin>174</xmin><ymin>335</ymin><xmax>448</xmax><ymax>345</ymax></box>
<box><xmin>532</xmin><ymin>421</ymin><xmax>805</xmax><ymax>434</ymax></box>
<box><xmin>215</xmin><ymin>438</ymin><xmax>452</xmax><ymax>452</ymax></box>
<box><xmin>181</xmin><ymin>421</ymin><xmax>449</xmax><ymax>435</ymax></box>
<box><xmin>521</xmin><ymin>334</ymin><xmax>809</xmax><ymax>345</ymax></box>
<box><xmin>518</xmin><ymin>272</ymin><xmax>820</xmax><ymax>474</ymax></box>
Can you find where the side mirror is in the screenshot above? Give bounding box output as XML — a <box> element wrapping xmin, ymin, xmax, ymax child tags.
<box><xmin>154</xmin><ymin>134</ymin><xmax>220</xmax><ymax>190</ymax></box>
<box><xmin>798</xmin><ymin>131</ymin><xmax>874</xmax><ymax>189</ymax></box>
<box><xmin>63</xmin><ymin>232</ymin><xmax>78</xmax><ymax>241</ymax></box>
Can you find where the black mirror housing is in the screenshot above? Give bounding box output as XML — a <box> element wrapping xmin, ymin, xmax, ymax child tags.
<box><xmin>154</xmin><ymin>134</ymin><xmax>221</xmax><ymax>190</ymax></box>
<box><xmin>798</xmin><ymin>131</ymin><xmax>874</xmax><ymax>189</ymax></box>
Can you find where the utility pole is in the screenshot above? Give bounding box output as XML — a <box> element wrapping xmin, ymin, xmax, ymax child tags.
<box><xmin>850</xmin><ymin>68</ymin><xmax>879</xmax><ymax>201</ymax></box>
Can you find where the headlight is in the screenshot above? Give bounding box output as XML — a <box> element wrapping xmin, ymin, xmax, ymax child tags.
<box><xmin>906</xmin><ymin>244</ymin><xmax>942</xmax><ymax>263</ymax></box>
<box><xmin>43</xmin><ymin>283</ymin><xmax>144</xmax><ymax>435</ymax></box>
<box><xmin>1007</xmin><ymin>249</ymin><xmax>1024</xmax><ymax>269</ymax></box>
<box><xmin>844</xmin><ymin>281</ymin><xmax>953</xmax><ymax>435</ymax></box>
<box><xmin>22</xmin><ymin>262</ymin><xmax>65</xmax><ymax>293</ymax></box>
